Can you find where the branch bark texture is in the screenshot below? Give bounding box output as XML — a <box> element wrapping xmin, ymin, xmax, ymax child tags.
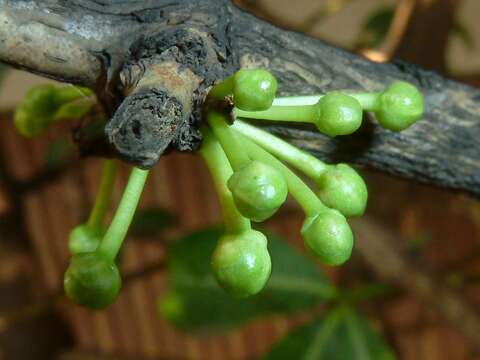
<box><xmin>0</xmin><ymin>0</ymin><xmax>479</xmax><ymax>197</ymax></box>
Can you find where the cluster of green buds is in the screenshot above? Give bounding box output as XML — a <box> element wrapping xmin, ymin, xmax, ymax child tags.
<box><xmin>202</xmin><ymin>68</ymin><xmax>424</xmax><ymax>297</ymax></box>
<box><xmin>64</xmin><ymin>164</ymin><xmax>149</xmax><ymax>309</ymax></box>
<box><xmin>13</xmin><ymin>85</ymin><xmax>152</xmax><ymax>309</ymax></box>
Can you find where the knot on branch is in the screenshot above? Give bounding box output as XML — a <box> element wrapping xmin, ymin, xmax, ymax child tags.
<box><xmin>105</xmin><ymin>25</ymin><xmax>236</xmax><ymax>168</ymax></box>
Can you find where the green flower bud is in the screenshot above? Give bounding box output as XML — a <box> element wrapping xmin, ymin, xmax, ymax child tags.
<box><xmin>377</xmin><ymin>81</ymin><xmax>424</xmax><ymax>131</ymax></box>
<box><xmin>316</xmin><ymin>164</ymin><xmax>368</xmax><ymax>217</ymax></box>
<box><xmin>301</xmin><ymin>210</ymin><xmax>353</xmax><ymax>266</ymax></box>
<box><xmin>14</xmin><ymin>85</ymin><xmax>59</xmax><ymax>137</ymax></box>
<box><xmin>233</xmin><ymin>69</ymin><xmax>278</xmax><ymax>111</ymax></box>
<box><xmin>212</xmin><ymin>229</ymin><xmax>271</xmax><ymax>297</ymax></box>
<box><xmin>68</xmin><ymin>225</ymin><xmax>105</xmax><ymax>255</ymax></box>
<box><xmin>227</xmin><ymin>161</ymin><xmax>288</xmax><ymax>222</ymax></box>
<box><xmin>64</xmin><ymin>252</ymin><xmax>121</xmax><ymax>309</ymax></box>
<box><xmin>316</xmin><ymin>92</ymin><xmax>363</xmax><ymax>137</ymax></box>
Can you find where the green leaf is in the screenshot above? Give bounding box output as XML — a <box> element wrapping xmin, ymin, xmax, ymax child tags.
<box><xmin>130</xmin><ymin>207</ymin><xmax>177</xmax><ymax>237</ymax></box>
<box><xmin>53</xmin><ymin>101</ymin><xmax>94</xmax><ymax>121</ymax></box>
<box><xmin>159</xmin><ymin>227</ymin><xmax>336</xmax><ymax>333</ymax></box>
<box><xmin>263</xmin><ymin>306</ymin><xmax>395</xmax><ymax>360</ymax></box>
<box><xmin>356</xmin><ymin>7</ymin><xmax>394</xmax><ymax>49</ymax></box>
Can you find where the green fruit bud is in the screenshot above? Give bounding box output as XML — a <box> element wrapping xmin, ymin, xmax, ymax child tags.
<box><xmin>316</xmin><ymin>92</ymin><xmax>363</xmax><ymax>137</ymax></box>
<box><xmin>233</xmin><ymin>69</ymin><xmax>278</xmax><ymax>111</ymax></box>
<box><xmin>14</xmin><ymin>85</ymin><xmax>59</xmax><ymax>137</ymax></box>
<box><xmin>69</xmin><ymin>225</ymin><xmax>104</xmax><ymax>255</ymax></box>
<box><xmin>227</xmin><ymin>161</ymin><xmax>288</xmax><ymax>222</ymax></box>
<box><xmin>301</xmin><ymin>210</ymin><xmax>353</xmax><ymax>266</ymax></box>
<box><xmin>377</xmin><ymin>81</ymin><xmax>424</xmax><ymax>131</ymax></box>
<box><xmin>316</xmin><ymin>164</ymin><xmax>368</xmax><ymax>217</ymax></box>
<box><xmin>212</xmin><ymin>229</ymin><xmax>271</xmax><ymax>297</ymax></box>
<box><xmin>64</xmin><ymin>252</ymin><xmax>121</xmax><ymax>309</ymax></box>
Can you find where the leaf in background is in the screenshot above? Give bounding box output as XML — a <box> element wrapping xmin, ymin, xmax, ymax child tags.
<box><xmin>130</xmin><ymin>207</ymin><xmax>177</xmax><ymax>238</ymax></box>
<box><xmin>53</xmin><ymin>100</ymin><xmax>94</xmax><ymax>121</ymax></box>
<box><xmin>263</xmin><ymin>306</ymin><xmax>395</xmax><ymax>360</ymax></box>
<box><xmin>45</xmin><ymin>137</ymin><xmax>74</xmax><ymax>169</ymax></box>
<box><xmin>452</xmin><ymin>21</ymin><xmax>474</xmax><ymax>51</ymax></box>
<box><xmin>356</xmin><ymin>7</ymin><xmax>394</xmax><ymax>49</ymax></box>
<box><xmin>159</xmin><ymin>227</ymin><xmax>336</xmax><ymax>333</ymax></box>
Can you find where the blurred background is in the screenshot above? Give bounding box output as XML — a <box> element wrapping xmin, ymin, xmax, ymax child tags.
<box><xmin>0</xmin><ymin>0</ymin><xmax>479</xmax><ymax>359</ymax></box>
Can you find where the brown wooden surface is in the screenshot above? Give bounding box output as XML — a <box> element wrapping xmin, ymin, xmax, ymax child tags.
<box><xmin>0</xmin><ymin>113</ymin><xmax>479</xmax><ymax>359</ymax></box>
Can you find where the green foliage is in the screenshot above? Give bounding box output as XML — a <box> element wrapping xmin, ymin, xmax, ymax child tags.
<box><xmin>263</xmin><ymin>306</ymin><xmax>395</xmax><ymax>360</ymax></box>
<box><xmin>45</xmin><ymin>137</ymin><xmax>75</xmax><ymax>169</ymax></box>
<box><xmin>130</xmin><ymin>207</ymin><xmax>177</xmax><ymax>237</ymax></box>
<box><xmin>159</xmin><ymin>227</ymin><xmax>336</xmax><ymax>332</ymax></box>
<box><xmin>68</xmin><ymin>225</ymin><xmax>104</xmax><ymax>254</ymax></box>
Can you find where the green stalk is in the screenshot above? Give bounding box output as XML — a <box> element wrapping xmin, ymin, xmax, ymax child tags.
<box><xmin>208</xmin><ymin>75</ymin><xmax>235</xmax><ymax>100</ymax></box>
<box><xmin>231</xmin><ymin>120</ymin><xmax>329</xmax><ymax>179</ymax></box>
<box><xmin>236</xmin><ymin>132</ymin><xmax>328</xmax><ymax>216</ymax></box>
<box><xmin>271</xmin><ymin>92</ymin><xmax>381</xmax><ymax>110</ymax></box>
<box><xmin>234</xmin><ymin>104</ymin><xmax>318</xmax><ymax>123</ymax></box>
<box><xmin>87</xmin><ymin>159</ymin><xmax>118</xmax><ymax>230</ymax></box>
<box><xmin>207</xmin><ymin>110</ymin><xmax>251</xmax><ymax>170</ymax></box>
<box><xmin>97</xmin><ymin>167</ymin><xmax>149</xmax><ymax>261</ymax></box>
<box><xmin>199</xmin><ymin>127</ymin><xmax>251</xmax><ymax>234</ymax></box>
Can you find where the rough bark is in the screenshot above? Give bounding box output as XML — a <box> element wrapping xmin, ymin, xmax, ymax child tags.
<box><xmin>0</xmin><ymin>0</ymin><xmax>479</xmax><ymax>197</ymax></box>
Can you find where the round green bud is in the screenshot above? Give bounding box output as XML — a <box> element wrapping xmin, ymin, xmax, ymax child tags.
<box><xmin>14</xmin><ymin>85</ymin><xmax>60</xmax><ymax>137</ymax></box>
<box><xmin>227</xmin><ymin>161</ymin><xmax>288</xmax><ymax>222</ymax></box>
<box><xmin>316</xmin><ymin>164</ymin><xmax>368</xmax><ymax>217</ymax></box>
<box><xmin>233</xmin><ymin>69</ymin><xmax>278</xmax><ymax>111</ymax></box>
<box><xmin>68</xmin><ymin>225</ymin><xmax>104</xmax><ymax>255</ymax></box>
<box><xmin>377</xmin><ymin>81</ymin><xmax>424</xmax><ymax>131</ymax></box>
<box><xmin>316</xmin><ymin>92</ymin><xmax>363</xmax><ymax>137</ymax></box>
<box><xmin>212</xmin><ymin>229</ymin><xmax>271</xmax><ymax>297</ymax></box>
<box><xmin>301</xmin><ymin>210</ymin><xmax>353</xmax><ymax>266</ymax></box>
<box><xmin>64</xmin><ymin>252</ymin><xmax>121</xmax><ymax>309</ymax></box>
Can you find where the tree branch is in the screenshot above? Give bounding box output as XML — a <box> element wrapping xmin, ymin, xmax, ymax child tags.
<box><xmin>0</xmin><ymin>1</ymin><xmax>479</xmax><ymax>197</ymax></box>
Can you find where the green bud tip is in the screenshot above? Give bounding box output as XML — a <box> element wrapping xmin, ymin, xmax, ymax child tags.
<box><xmin>212</xmin><ymin>229</ymin><xmax>271</xmax><ymax>297</ymax></box>
<box><xmin>233</xmin><ymin>69</ymin><xmax>278</xmax><ymax>112</ymax></box>
<box><xmin>69</xmin><ymin>225</ymin><xmax>105</xmax><ymax>255</ymax></box>
<box><xmin>301</xmin><ymin>210</ymin><xmax>354</xmax><ymax>266</ymax></box>
<box><xmin>227</xmin><ymin>160</ymin><xmax>288</xmax><ymax>222</ymax></box>
<box><xmin>316</xmin><ymin>92</ymin><xmax>363</xmax><ymax>137</ymax></box>
<box><xmin>64</xmin><ymin>252</ymin><xmax>121</xmax><ymax>309</ymax></box>
<box><xmin>316</xmin><ymin>164</ymin><xmax>368</xmax><ymax>218</ymax></box>
<box><xmin>377</xmin><ymin>81</ymin><xmax>424</xmax><ymax>131</ymax></box>
<box><xmin>14</xmin><ymin>85</ymin><xmax>59</xmax><ymax>137</ymax></box>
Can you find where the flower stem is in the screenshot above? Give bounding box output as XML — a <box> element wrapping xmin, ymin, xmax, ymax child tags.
<box><xmin>231</xmin><ymin>120</ymin><xmax>329</xmax><ymax>179</ymax></box>
<box><xmin>234</xmin><ymin>104</ymin><xmax>318</xmax><ymax>123</ymax></box>
<box><xmin>87</xmin><ymin>159</ymin><xmax>118</xmax><ymax>230</ymax></box>
<box><xmin>271</xmin><ymin>92</ymin><xmax>381</xmax><ymax>110</ymax></box>
<box><xmin>97</xmin><ymin>167</ymin><xmax>149</xmax><ymax>261</ymax></box>
<box><xmin>235</xmin><ymin>132</ymin><xmax>328</xmax><ymax>216</ymax></box>
<box><xmin>199</xmin><ymin>127</ymin><xmax>251</xmax><ymax>234</ymax></box>
<box><xmin>207</xmin><ymin>110</ymin><xmax>251</xmax><ymax>170</ymax></box>
<box><xmin>208</xmin><ymin>74</ymin><xmax>235</xmax><ymax>100</ymax></box>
